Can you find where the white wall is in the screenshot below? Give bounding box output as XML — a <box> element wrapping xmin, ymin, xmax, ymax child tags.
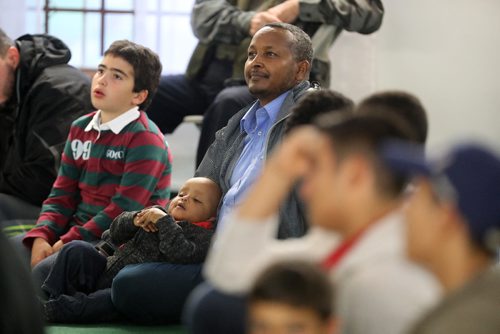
<box><xmin>0</xmin><ymin>0</ymin><xmax>26</xmax><ymax>38</ymax></box>
<box><xmin>330</xmin><ymin>0</ymin><xmax>500</xmax><ymax>151</ymax></box>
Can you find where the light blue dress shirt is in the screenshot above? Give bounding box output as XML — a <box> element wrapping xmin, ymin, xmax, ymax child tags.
<box><xmin>216</xmin><ymin>91</ymin><xmax>290</xmax><ymax>230</ymax></box>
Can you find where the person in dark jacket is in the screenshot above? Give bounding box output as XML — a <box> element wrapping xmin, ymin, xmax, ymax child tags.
<box><xmin>39</xmin><ymin>177</ymin><xmax>221</xmax><ymax>323</ymax></box>
<box><xmin>0</xmin><ymin>231</ymin><xmax>44</xmax><ymax>333</ymax></box>
<box><xmin>0</xmin><ymin>29</ymin><xmax>92</xmax><ymax>235</ymax></box>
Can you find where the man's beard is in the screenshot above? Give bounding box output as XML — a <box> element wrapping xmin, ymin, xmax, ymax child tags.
<box><xmin>0</xmin><ymin>68</ymin><xmax>15</xmax><ymax>111</ymax></box>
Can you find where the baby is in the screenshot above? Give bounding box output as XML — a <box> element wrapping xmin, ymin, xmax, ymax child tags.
<box><xmin>41</xmin><ymin>177</ymin><xmax>221</xmax><ymax>323</ymax></box>
<box><xmin>133</xmin><ymin>176</ymin><xmax>220</xmax><ymax>234</ymax></box>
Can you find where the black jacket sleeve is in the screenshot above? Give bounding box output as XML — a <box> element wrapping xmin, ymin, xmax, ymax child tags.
<box><xmin>0</xmin><ymin>65</ymin><xmax>92</xmax><ymax>205</ymax></box>
<box><xmin>109</xmin><ymin>210</ymin><xmax>141</xmax><ymax>245</ymax></box>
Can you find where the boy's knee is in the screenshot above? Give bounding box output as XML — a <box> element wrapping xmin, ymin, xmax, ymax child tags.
<box><xmin>63</xmin><ymin>240</ymin><xmax>88</xmax><ymax>251</ymax></box>
<box><xmin>61</xmin><ymin>240</ymin><xmax>95</xmax><ymax>258</ymax></box>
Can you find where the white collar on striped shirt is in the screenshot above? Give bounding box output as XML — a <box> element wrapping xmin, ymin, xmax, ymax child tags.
<box><xmin>84</xmin><ymin>106</ymin><xmax>140</xmax><ymax>134</ymax></box>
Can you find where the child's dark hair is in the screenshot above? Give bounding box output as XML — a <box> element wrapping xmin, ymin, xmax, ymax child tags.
<box><xmin>104</xmin><ymin>40</ymin><xmax>162</xmax><ymax>110</ymax></box>
<box><xmin>249</xmin><ymin>261</ymin><xmax>334</xmax><ymax>321</ymax></box>
<box><xmin>314</xmin><ymin>112</ymin><xmax>416</xmax><ymax>197</ymax></box>
<box><xmin>285</xmin><ymin>89</ymin><xmax>354</xmax><ymax>133</ymax></box>
<box><xmin>357</xmin><ymin>91</ymin><xmax>428</xmax><ymax>144</ymax></box>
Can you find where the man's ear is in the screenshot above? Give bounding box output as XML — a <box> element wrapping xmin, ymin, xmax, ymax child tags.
<box><xmin>132</xmin><ymin>89</ymin><xmax>148</xmax><ymax>107</ymax></box>
<box><xmin>6</xmin><ymin>46</ymin><xmax>20</xmax><ymax>68</ymax></box>
<box><xmin>294</xmin><ymin>59</ymin><xmax>310</xmax><ymax>82</ymax></box>
<box><xmin>342</xmin><ymin>155</ymin><xmax>370</xmax><ymax>190</ymax></box>
<box><xmin>440</xmin><ymin>202</ymin><xmax>468</xmax><ymax>236</ymax></box>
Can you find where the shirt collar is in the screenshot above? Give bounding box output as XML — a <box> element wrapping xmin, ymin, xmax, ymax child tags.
<box><xmin>240</xmin><ymin>90</ymin><xmax>290</xmax><ymax>134</ymax></box>
<box><xmin>84</xmin><ymin>106</ymin><xmax>140</xmax><ymax>134</ymax></box>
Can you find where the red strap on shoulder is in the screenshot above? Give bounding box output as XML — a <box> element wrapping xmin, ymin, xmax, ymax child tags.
<box><xmin>191</xmin><ymin>221</ymin><xmax>214</xmax><ymax>230</ymax></box>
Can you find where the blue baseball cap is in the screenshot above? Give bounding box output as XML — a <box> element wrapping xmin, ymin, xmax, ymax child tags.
<box><xmin>381</xmin><ymin>140</ymin><xmax>500</xmax><ymax>252</ymax></box>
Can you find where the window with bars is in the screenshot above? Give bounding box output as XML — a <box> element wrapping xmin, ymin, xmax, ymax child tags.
<box><xmin>25</xmin><ymin>0</ymin><xmax>197</xmax><ymax>73</ymax></box>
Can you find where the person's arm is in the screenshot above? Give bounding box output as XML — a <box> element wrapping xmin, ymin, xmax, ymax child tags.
<box><xmin>156</xmin><ymin>219</ymin><xmax>215</xmax><ymax>264</ymax></box>
<box><xmin>237</xmin><ymin>126</ymin><xmax>321</xmax><ymax>220</ymax></box>
<box><xmin>0</xmin><ymin>68</ymin><xmax>91</xmax><ymax>206</ymax></box>
<box><xmin>58</xmin><ymin>131</ymin><xmax>171</xmax><ymax>245</ymax></box>
<box><xmin>23</xmin><ymin>131</ymin><xmax>81</xmax><ymax>267</ymax></box>
<box><xmin>298</xmin><ymin>0</ymin><xmax>384</xmax><ymax>33</ymax></box>
<box><xmin>191</xmin><ymin>0</ymin><xmax>281</xmax><ymax>44</ymax></box>
<box><xmin>23</xmin><ymin>131</ymin><xmax>81</xmax><ymax>247</ymax></box>
<box><xmin>108</xmin><ymin>210</ymin><xmax>141</xmax><ymax>245</ymax></box>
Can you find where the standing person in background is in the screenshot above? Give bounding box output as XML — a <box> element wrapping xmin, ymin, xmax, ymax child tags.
<box><xmin>382</xmin><ymin>142</ymin><xmax>500</xmax><ymax>334</ymax></box>
<box><xmin>143</xmin><ymin>0</ymin><xmax>384</xmax><ymax>166</ymax></box>
<box><xmin>0</xmin><ymin>29</ymin><xmax>92</xmax><ymax>235</ymax></box>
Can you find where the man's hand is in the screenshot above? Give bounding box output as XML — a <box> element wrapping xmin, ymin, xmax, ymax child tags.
<box><xmin>134</xmin><ymin>207</ymin><xmax>167</xmax><ymax>232</ymax></box>
<box><xmin>31</xmin><ymin>237</ymin><xmax>54</xmax><ymax>268</ymax></box>
<box><xmin>250</xmin><ymin>11</ymin><xmax>282</xmax><ymax>36</ymax></box>
<box><xmin>267</xmin><ymin>0</ymin><xmax>300</xmax><ymax>24</ymax></box>
<box><xmin>267</xmin><ymin>126</ymin><xmax>322</xmax><ymax>182</ymax></box>
<box><xmin>237</xmin><ymin>126</ymin><xmax>322</xmax><ymax>220</ymax></box>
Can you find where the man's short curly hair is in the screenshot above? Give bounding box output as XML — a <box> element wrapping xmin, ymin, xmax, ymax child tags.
<box><xmin>264</xmin><ymin>22</ymin><xmax>313</xmax><ymax>65</ymax></box>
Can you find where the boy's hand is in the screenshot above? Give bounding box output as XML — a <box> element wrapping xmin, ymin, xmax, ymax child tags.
<box><xmin>134</xmin><ymin>208</ymin><xmax>167</xmax><ymax>232</ymax></box>
<box><xmin>31</xmin><ymin>237</ymin><xmax>54</xmax><ymax>268</ymax></box>
<box><xmin>52</xmin><ymin>240</ymin><xmax>64</xmax><ymax>252</ymax></box>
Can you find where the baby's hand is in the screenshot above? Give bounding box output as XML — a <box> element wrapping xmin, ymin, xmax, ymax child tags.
<box><xmin>134</xmin><ymin>208</ymin><xmax>167</xmax><ymax>232</ymax></box>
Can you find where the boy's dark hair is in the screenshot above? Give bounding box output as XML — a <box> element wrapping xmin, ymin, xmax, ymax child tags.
<box><xmin>314</xmin><ymin>112</ymin><xmax>416</xmax><ymax>197</ymax></box>
<box><xmin>285</xmin><ymin>89</ymin><xmax>354</xmax><ymax>133</ymax></box>
<box><xmin>264</xmin><ymin>22</ymin><xmax>313</xmax><ymax>66</ymax></box>
<box><xmin>104</xmin><ymin>40</ymin><xmax>162</xmax><ymax>110</ymax></box>
<box><xmin>249</xmin><ymin>261</ymin><xmax>334</xmax><ymax>321</ymax></box>
<box><xmin>357</xmin><ymin>91</ymin><xmax>428</xmax><ymax>144</ymax></box>
<box><xmin>0</xmin><ymin>28</ymin><xmax>14</xmax><ymax>56</ymax></box>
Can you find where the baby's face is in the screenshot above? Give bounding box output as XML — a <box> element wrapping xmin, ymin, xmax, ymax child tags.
<box><xmin>168</xmin><ymin>178</ymin><xmax>219</xmax><ymax>223</ymax></box>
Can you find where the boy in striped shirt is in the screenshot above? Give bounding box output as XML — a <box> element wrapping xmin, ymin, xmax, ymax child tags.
<box><xmin>21</xmin><ymin>40</ymin><xmax>172</xmax><ymax>284</ymax></box>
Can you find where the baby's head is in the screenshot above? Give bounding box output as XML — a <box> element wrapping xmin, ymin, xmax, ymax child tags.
<box><xmin>168</xmin><ymin>177</ymin><xmax>221</xmax><ymax>223</ymax></box>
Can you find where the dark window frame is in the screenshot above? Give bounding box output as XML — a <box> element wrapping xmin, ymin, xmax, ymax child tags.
<box><xmin>43</xmin><ymin>0</ymin><xmax>134</xmax><ymax>55</ymax></box>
